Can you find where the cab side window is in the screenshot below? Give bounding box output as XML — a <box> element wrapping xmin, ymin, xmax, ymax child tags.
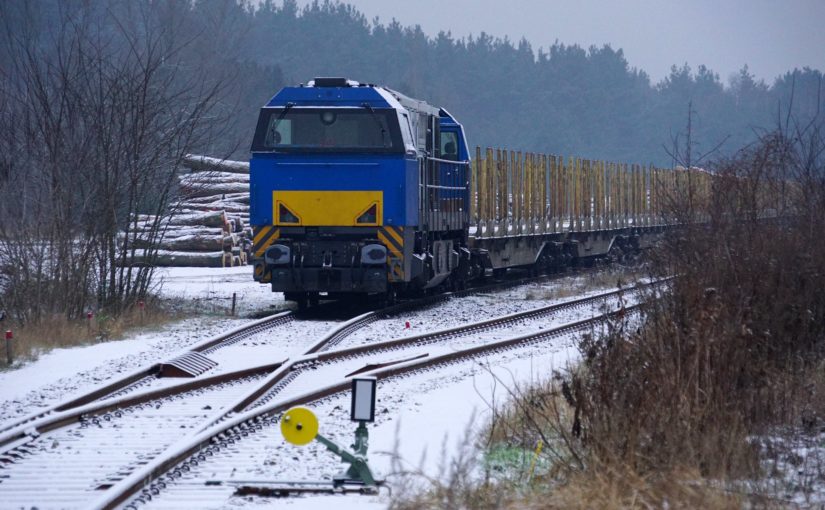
<box><xmin>440</xmin><ymin>132</ymin><xmax>458</xmax><ymax>161</ymax></box>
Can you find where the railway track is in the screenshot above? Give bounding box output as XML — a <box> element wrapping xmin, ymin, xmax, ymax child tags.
<box><xmin>92</xmin><ymin>281</ymin><xmax>662</xmax><ymax>509</ymax></box>
<box><xmin>308</xmin><ymin>264</ymin><xmax>621</xmax><ymax>352</ymax></box>
<box><xmin>99</xmin><ymin>304</ymin><xmax>646</xmax><ymax>509</ymax></box>
<box><xmin>0</xmin><ymin>270</ymin><xmax>651</xmax><ymax>508</ymax></box>
<box><xmin>0</xmin><ymin>269</ymin><xmax>566</xmax><ymax>446</ymax></box>
<box><xmin>0</xmin><ymin>307</ymin><xmax>364</xmax><ymax>507</ymax></box>
<box><xmin>0</xmin><ymin>311</ymin><xmax>296</xmax><ymax>437</ymax></box>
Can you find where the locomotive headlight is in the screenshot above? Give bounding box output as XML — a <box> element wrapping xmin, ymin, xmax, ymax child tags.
<box><xmin>361</xmin><ymin>244</ymin><xmax>387</xmax><ymax>265</ymax></box>
<box><xmin>320</xmin><ymin>111</ymin><xmax>336</xmax><ymax>125</ymax></box>
<box><xmin>265</xmin><ymin>244</ymin><xmax>291</xmax><ymax>265</ymax></box>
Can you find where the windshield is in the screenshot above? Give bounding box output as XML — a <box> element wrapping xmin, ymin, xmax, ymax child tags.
<box><xmin>251</xmin><ymin>107</ymin><xmax>403</xmax><ymax>153</ymax></box>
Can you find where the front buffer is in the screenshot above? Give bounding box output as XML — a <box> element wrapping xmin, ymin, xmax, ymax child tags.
<box><xmin>263</xmin><ymin>232</ymin><xmax>389</xmax><ymax>296</ymax></box>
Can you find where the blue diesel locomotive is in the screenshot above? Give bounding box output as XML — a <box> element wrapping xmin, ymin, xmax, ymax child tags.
<box><xmin>249</xmin><ymin>78</ymin><xmax>474</xmax><ymax>308</ymax></box>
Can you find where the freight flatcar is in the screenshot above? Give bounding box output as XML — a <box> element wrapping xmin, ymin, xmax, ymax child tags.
<box><xmin>248</xmin><ymin>78</ymin><xmax>707</xmax><ymax>308</ymax></box>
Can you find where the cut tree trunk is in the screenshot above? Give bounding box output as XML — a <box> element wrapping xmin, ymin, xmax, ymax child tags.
<box><xmin>150</xmin><ymin>235</ymin><xmax>224</xmax><ymax>251</ymax></box>
<box><xmin>183</xmin><ymin>154</ymin><xmax>249</xmax><ymax>174</ymax></box>
<box><xmin>177</xmin><ymin>201</ymin><xmax>249</xmax><ymax>214</ymax></box>
<box><xmin>157</xmin><ymin>227</ymin><xmax>225</xmax><ymax>238</ymax></box>
<box><xmin>185</xmin><ymin>192</ymin><xmax>249</xmax><ymax>205</ymax></box>
<box><xmin>168</xmin><ymin>210</ymin><xmax>227</xmax><ymax>228</ymax></box>
<box><xmin>178</xmin><ymin>182</ymin><xmax>248</xmax><ymax>199</ymax></box>
<box><xmin>179</xmin><ymin>172</ymin><xmax>249</xmax><ymax>185</ymax></box>
<box><xmin>132</xmin><ymin>250</ymin><xmax>226</xmax><ymax>267</ymax></box>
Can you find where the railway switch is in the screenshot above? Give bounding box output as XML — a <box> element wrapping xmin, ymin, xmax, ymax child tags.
<box><xmin>280</xmin><ymin>376</ymin><xmax>382</xmax><ymax>491</ymax></box>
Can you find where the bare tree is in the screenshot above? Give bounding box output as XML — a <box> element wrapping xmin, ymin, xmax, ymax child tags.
<box><xmin>0</xmin><ymin>1</ymin><xmax>227</xmax><ymax>321</ymax></box>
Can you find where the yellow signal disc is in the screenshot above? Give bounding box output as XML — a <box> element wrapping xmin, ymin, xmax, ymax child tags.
<box><xmin>280</xmin><ymin>406</ymin><xmax>319</xmax><ymax>446</ymax></box>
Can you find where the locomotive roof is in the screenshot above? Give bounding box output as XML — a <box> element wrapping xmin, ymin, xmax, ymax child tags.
<box><xmin>265</xmin><ymin>78</ymin><xmax>440</xmax><ymax>117</ymax></box>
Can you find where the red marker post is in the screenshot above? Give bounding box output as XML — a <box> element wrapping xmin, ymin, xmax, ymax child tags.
<box><xmin>138</xmin><ymin>301</ymin><xmax>145</xmax><ymax>324</ymax></box>
<box><xmin>5</xmin><ymin>330</ymin><xmax>12</xmax><ymax>365</ymax></box>
<box><xmin>87</xmin><ymin>311</ymin><xmax>94</xmax><ymax>334</ymax></box>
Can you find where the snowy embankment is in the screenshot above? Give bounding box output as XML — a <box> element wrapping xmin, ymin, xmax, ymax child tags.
<box><xmin>153</xmin><ymin>265</ymin><xmax>286</xmax><ymax>316</ymax></box>
<box><xmin>0</xmin><ymin>267</ymin><xmax>603</xmax><ymax>509</ymax></box>
<box><xmin>0</xmin><ymin>266</ymin><xmax>283</xmax><ymax>423</ymax></box>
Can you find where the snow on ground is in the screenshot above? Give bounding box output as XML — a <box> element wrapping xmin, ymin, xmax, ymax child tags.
<box><xmin>204</xmin><ymin>318</ymin><xmax>336</xmax><ymax>375</ymax></box>
<box><xmin>339</xmin><ymin>276</ymin><xmax>631</xmax><ymax>350</ymax></box>
<box><xmin>754</xmin><ymin>430</ymin><xmax>825</xmax><ymax>506</ymax></box>
<box><xmin>154</xmin><ymin>266</ymin><xmax>287</xmax><ymax>316</ymax></box>
<box><xmin>142</xmin><ymin>331</ymin><xmax>582</xmax><ymax>509</ymax></box>
<box><xmin>0</xmin><ymin>267</ymin><xmax>289</xmax><ymax>427</ymax></box>
<box><xmin>0</xmin><ymin>315</ymin><xmax>252</xmax><ymax>426</ymax></box>
<box><xmin>0</xmin><ymin>266</ymin><xmax>618</xmax><ymax>508</ymax></box>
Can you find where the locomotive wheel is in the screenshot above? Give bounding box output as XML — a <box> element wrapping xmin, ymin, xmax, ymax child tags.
<box><xmin>448</xmin><ymin>276</ymin><xmax>464</xmax><ymax>292</ymax></box>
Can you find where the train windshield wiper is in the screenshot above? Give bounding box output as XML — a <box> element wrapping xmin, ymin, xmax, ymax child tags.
<box><xmin>361</xmin><ymin>103</ymin><xmax>389</xmax><ymax>147</ymax></box>
<box><xmin>268</xmin><ymin>102</ymin><xmax>294</xmax><ymax>145</ymax></box>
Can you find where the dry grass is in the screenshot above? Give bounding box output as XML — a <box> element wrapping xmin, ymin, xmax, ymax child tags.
<box><xmin>543</xmin><ymin>132</ymin><xmax>825</xmax><ymax>502</ymax></box>
<box><xmin>1</xmin><ymin>298</ymin><xmax>183</xmax><ymax>367</ymax></box>
<box><xmin>534</xmin><ymin>467</ymin><xmax>749</xmax><ymax>510</ymax></box>
<box><xmin>390</xmin><ymin>129</ymin><xmax>825</xmax><ymax>508</ymax></box>
<box><xmin>387</xmin><ymin>418</ymin><xmax>516</xmax><ymax>510</ymax></box>
<box><xmin>525</xmin><ymin>267</ymin><xmax>646</xmax><ymax>301</ymax></box>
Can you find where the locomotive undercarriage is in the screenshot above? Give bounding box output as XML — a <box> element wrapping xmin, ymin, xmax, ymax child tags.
<box><xmin>470</xmin><ymin>226</ymin><xmax>665</xmax><ymax>277</ymax></box>
<box><xmin>257</xmin><ymin>226</ymin><xmax>475</xmax><ymax>306</ymax></box>
<box><xmin>262</xmin><ymin>229</ymin><xmax>388</xmax><ymax>295</ymax></box>
<box><xmin>258</xmin><ymin>226</ymin><xmax>663</xmax><ymax>308</ymax></box>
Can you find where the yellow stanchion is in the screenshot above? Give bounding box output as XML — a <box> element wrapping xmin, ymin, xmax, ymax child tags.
<box><xmin>528</xmin><ymin>439</ymin><xmax>544</xmax><ymax>482</ymax></box>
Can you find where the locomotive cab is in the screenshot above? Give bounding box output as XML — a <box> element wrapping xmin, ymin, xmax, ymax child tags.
<box><xmin>249</xmin><ymin>78</ymin><xmax>470</xmax><ymax>308</ymax></box>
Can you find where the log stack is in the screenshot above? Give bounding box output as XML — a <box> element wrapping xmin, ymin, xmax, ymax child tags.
<box><xmin>129</xmin><ymin>155</ymin><xmax>253</xmax><ymax>267</ymax></box>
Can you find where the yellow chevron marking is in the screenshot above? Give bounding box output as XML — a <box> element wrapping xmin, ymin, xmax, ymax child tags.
<box><xmin>378</xmin><ymin>227</ymin><xmax>404</xmax><ymax>281</ymax></box>
<box><xmin>253</xmin><ymin>226</ymin><xmax>273</xmax><ymax>245</ymax></box>
<box><xmin>377</xmin><ymin>231</ymin><xmax>402</xmax><ymax>258</ymax></box>
<box><xmin>383</xmin><ymin>226</ymin><xmax>403</xmax><ymax>247</ymax></box>
<box><xmin>392</xmin><ymin>264</ymin><xmax>404</xmax><ymax>279</ymax></box>
<box><xmin>254</xmin><ymin>228</ymin><xmax>280</xmax><ymax>258</ymax></box>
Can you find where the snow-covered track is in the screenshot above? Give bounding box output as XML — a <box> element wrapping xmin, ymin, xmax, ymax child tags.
<box><xmin>0</xmin><ymin>270</ymin><xmax>639</xmax><ymax>508</ymax></box>
<box><xmin>0</xmin><ymin>311</ymin><xmax>293</xmax><ymax>437</ymax></box>
<box><xmin>195</xmin><ymin>280</ymin><xmax>647</xmax><ymax>417</ymax></box>
<box><xmin>236</xmin><ymin>281</ymin><xmax>662</xmax><ymax>415</ymax></box>
<box><xmin>307</xmin><ymin>280</ymin><xmax>660</xmax><ymax>362</ymax></box>
<box><xmin>309</xmin><ymin>266</ymin><xmax>609</xmax><ymax>353</ymax></box>
<box><xmin>92</xmin><ymin>283</ymin><xmax>661</xmax><ymax>509</ymax></box>
<box><xmin>0</xmin><ymin>300</ymin><xmax>413</xmax><ymax>507</ymax></box>
<box><xmin>0</xmin><ymin>361</ymin><xmax>286</xmax><ymax>456</ymax></box>
<box><xmin>0</xmin><ymin>363</ymin><xmax>282</xmax><ymax>508</ymax></box>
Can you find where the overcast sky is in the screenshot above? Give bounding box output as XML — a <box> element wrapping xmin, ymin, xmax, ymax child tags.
<box><xmin>294</xmin><ymin>0</ymin><xmax>824</xmax><ymax>84</ymax></box>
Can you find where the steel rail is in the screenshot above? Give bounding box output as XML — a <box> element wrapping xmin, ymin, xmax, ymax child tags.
<box><xmin>238</xmin><ymin>279</ymin><xmax>658</xmax><ymax>420</ymax></box>
<box><xmin>302</xmin><ymin>268</ymin><xmax>585</xmax><ymax>353</ymax></box>
<box><xmin>1</xmin><ymin>266</ymin><xmax>629</xmax><ymax>507</ymax></box>
<box><xmin>0</xmin><ymin>295</ymin><xmax>432</xmax><ymax>497</ymax></box>
<box><xmin>0</xmin><ymin>296</ymin><xmax>385</xmax><ymax>457</ymax></box>
<box><xmin>93</xmin><ymin>304</ymin><xmax>640</xmax><ymax>510</ymax></box>
<box><xmin>307</xmin><ymin>280</ymin><xmax>662</xmax><ymax>364</ymax></box>
<box><xmin>0</xmin><ymin>311</ymin><xmax>293</xmax><ymax>436</ymax></box>
<box><xmin>0</xmin><ymin>360</ymin><xmax>286</xmax><ymax>456</ymax></box>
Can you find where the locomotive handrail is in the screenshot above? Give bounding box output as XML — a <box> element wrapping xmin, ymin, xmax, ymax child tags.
<box><xmin>427</xmin><ymin>156</ymin><xmax>470</xmax><ymax>165</ymax></box>
<box><xmin>422</xmin><ymin>184</ymin><xmax>467</xmax><ymax>190</ymax></box>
